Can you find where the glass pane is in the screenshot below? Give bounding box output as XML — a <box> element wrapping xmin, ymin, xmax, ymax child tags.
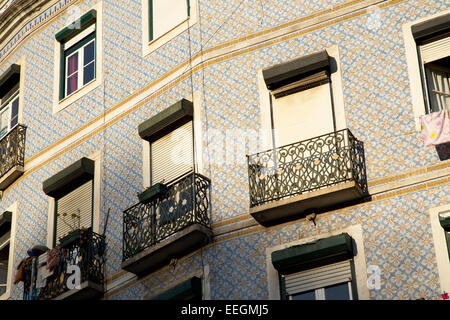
<box><xmin>10</xmin><ymin>97</ymin><xmax>19</xmax><ymax>128</ymax></box>
<box><xmin>0</xmin><ymin>243</ymin><xmax>10</xmax><ymax>288</ymax></box>
<box><xmin>324</xmin><ymin>282</ymin><xmax>350</xmax><ymax>300</ymax></box>
<box><xmin>67</xmin><ymin>73</ymin><xmax>78</xmax><ymax>95</ymax></box>
<box><xmin>83</xmin><ymin>61</ymin><xmax>95</xmax><ymax>85</ymax></box>
<box><xmin>425</xmin><ymin>61</ymin><xmax>450</xmax><ymax>112</ymax></box>
<box><xmin>291</xmin><ymin>289</ymin><xmax>316</xmax><ymax>300</ymax></box>
<box><xmin>0</xmin><ymin>109</ymin><xmax>9</xmax><ymax>137</ymax></box>
<box><xmin>67</xmin><ymin>52</ymin><xmax>78</xmax><ymax>76</ymax></box>
<box><xmin>84</xmin><ymin>41</ymin><xmax>95</xmax><ymax>65</ymax></box>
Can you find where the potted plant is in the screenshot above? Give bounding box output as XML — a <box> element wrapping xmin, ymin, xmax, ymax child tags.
<box><xmin>138</xmin><ymin>183</ymin><xmax>168</xmax><ymax>204</ymax></box>
<box><xmin>57</xmin><ymin>209</ymin><xmax>86</xmax><ymax>248</ymax></box>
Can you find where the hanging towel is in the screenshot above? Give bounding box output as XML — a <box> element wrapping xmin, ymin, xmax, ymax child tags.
<box><xmin>47</xmin><ymin>247</ymin><xmax>60</xmax><ymax>270</ymax></box>
<box><xmin>420</xmin><ymin>110</ymin><xmax>450</xmax><ymax>146</ymax></box>
<box><xmin>14</xmin><ymin>256</ymin><xmax>34</xmax><ymax>284</ymax></box>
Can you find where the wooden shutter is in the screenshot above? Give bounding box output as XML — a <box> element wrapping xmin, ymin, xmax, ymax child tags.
<box><xmin>283</xmin><ymin>260</ymin><xmax>352</xmax><ymax>295</ymax></box>
<box><xmin>55</xmin><ymin>180</ymin><xmax>93</xmax><ymax>243</ymax></box>
<box><xmin>420</xmin><ymin>36</ymin><xmax>450</xmax><ymax>63</ymax></box>
<box><xmin>151</xmin><ymin>121</ymin><xmax>193</xmax><ymax>185</ymax></box>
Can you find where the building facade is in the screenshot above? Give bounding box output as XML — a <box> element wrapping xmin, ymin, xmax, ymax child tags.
<box><xmin>0</xmin><ymin>0</ymin><xmax>449</xmax><ymax>300</ymax></box>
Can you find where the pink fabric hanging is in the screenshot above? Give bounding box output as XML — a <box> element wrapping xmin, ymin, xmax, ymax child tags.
<box><xmin>420</xmin><ymin>110</ymin><xmax>450</xmax><ymax>147</ymax></box>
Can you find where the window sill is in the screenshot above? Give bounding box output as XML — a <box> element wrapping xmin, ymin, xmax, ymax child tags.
<box><xmin>53</xmin><ymin>77</ymin><xmax>101</xmax><ymax>114</ymax></box>
<box><xmin>143</xmin><ymin>17</ymin><xmax>196</xmax><ymax>57</ymax></box>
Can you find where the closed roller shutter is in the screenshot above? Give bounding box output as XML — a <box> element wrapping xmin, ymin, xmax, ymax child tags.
<box><xmin>151</xmin><ymin>121</ymin><xmax>193</xmax><ymax>185</ymax></box>
<box><xmin>283</xmin><ymin>260</ymin><xmax>352</xmax><ymax>295</ymax></box>
<box><xmin>420</xmin><ymin>36</ymin><xmax>450</xmax><ymax>63</ymax></box>
<box><xmin>55</xmin><ymin>180</ymin><xmax>93</xmax><ymax>243</ymax></box>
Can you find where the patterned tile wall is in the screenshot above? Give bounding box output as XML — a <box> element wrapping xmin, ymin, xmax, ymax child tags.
<box><xmin>0</xmin><ymin>0</ymin><xmax>448</xmax><ymax>300</ymax></box>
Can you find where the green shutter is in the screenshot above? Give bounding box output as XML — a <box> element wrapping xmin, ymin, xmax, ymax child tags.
<box><xmin>271</xmin><ymin>233</ymin><xmax>354</xmax><ymax>274</ymax></box>
<box><xmin>149</xmin><ymin>0</ymin><xmax>153</xmax><ymax>41</ymax></box>
<box><xmin>152</xmin><ymin>277</ymin><xmax>202</xmax><ymax>300</ymax></box>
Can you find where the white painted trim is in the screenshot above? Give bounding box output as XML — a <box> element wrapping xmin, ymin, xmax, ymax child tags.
<box><xmin>0</xmin><ymin>201</ymin><xmax>17</xmax><ymax>300</ymax></box>
<box><xmin>266</xmin><ymin>224</ymin><xmax>370</xmax><ymax>300</ymax></box>
<box><xmin>46</xmin><ymin>150</ymin><xmax>103</xmax><ymax>248</ymax></box>
<box><xmin>257</xmin><ymin>44</ymin><xmax>347</xmax><ymax>152</ymax></box>
<box><xmin>52</xmin><ymin>1</ymin><xmax>104</xmax><ymax>114</ymax></box>
<box><xmin>402</xmin><ymin>9</ymin><xmax>450</xmax><ymax>131</ymax></box>
<box><xmin>429</xmin><ymin>203</ymin><xmax>450</xmax><ymax>294</ymax></box>
<box><xmin>141</xmin><ymin>0</ymin><xmax>198</xmax><ymax>57</ymax></box>
<box><xmin>193</xmin><ymin>90</ymin><xmax>204</xmax><ymax>176</ymax></box>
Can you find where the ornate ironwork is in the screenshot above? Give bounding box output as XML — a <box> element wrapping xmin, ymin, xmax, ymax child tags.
<box><xmin>247</xmin><ymin>129</ymin><xmax>367</xmax><ymax>207</ymax></box>
<box><xmin>123</xmin><ymin>173</ymin><xmax>211</xmax><ymax>261</ymax></box>
<box><xmin>0</xmin><ymin>124</ymin><xmax>26</xmax><ymax>179</ymax></box>
<box><xmin>23</xmin><ymin>229</ymin><xmax>106</xmax><ymax>300</ymax></box>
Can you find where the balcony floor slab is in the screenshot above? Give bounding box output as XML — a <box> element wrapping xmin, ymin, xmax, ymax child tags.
<box><xmin>250</xmin><ymin>180</ymin><xmax>363</xmax><ymax>226</ymax></box>
<box><xmin>122</xmin><ymin>223</ymin><xmax>213</xmax><ymax>276</ymax></box>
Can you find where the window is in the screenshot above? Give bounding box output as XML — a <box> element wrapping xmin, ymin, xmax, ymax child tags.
<box><xmin>416</xmin><ymin>33</ymin><xmax>450</xmax><ymax>113</ymax></box>
<box><xmin>0</xmin><ymin>212</ymin><xmax>11</xmax><ymax>296</ymax></box>
<box><xmin>63</xmin><ymin>25</ymin><xmax>96</xmax><ymax>97</ymax></box>
<box><xmin>282</xmin><ymin>260</ymin><xmax>354</xmax><ymax>300</ymax></box>
<box><xmin>138</xmin><ymin>99</ymin><xmax>195</xmax><ymax>186</ymax></box>
<box><xmin>149</xmin><ymin>0</ymin><xmax>190</xmax><ymax>42</ymax></box>
<box><xmin>141</xmin><ymin>0</ymin><xmax>197</xmax><ymax>56</ymax></box>
<box><xmin>260</xmin><ymin>48</ymin><xmax>346</xmax><ymax>151</ymax></box>
<box><xmin>53</xmin><ymin>3</ymin><xmax>103</xmax><ymax>113</ymax></box>
<box><xmin>54</xmin><ymin>180</ymin><xmax>93</xmax><ymax>245</ymax></box>
<box><xmin>0</xmin><ymin>64</ymin><xmax>20</xmax><ymax>140</ymax></box>
<box><xmin>409</xmin><ymin>12</ymin><xmax>450</xmax><ymax>115</ymax></box>
<box><xmin>56</xmin><ymin>12</ymin><xmax>97</xmax><ymax>100</ymax></box>
<box><xmin>428</xmin><ymin>204</ymin><xmax>450</xmax><ymax>293</ymax></box>
<box><xmin>151</xmin><ymin>120</ymin><xmax>193</xmax><ymax>185</ymax></box>
<box><xmin>268</xmin><ymin>230</ymin><xmax>370</xmax><ymax>300</ymax></box>
<box><xmin>42</xmin><ymin>157</ymin><xmax>97</xmax><ymax>247</ymax></box>
<box><xmin>0</xmin><ymin>204</ymin><xmax>16</xmax><ymax>300</ymax></box>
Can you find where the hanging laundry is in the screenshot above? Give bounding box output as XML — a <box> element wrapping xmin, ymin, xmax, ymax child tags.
<box><xmin>47</xmin><ymin>247</ymin><xmax>60</xmax><ymax>270</ymax></box>
<box><xmin>420</xmin><ymin>110</ymin><xmax>450</xmax><ymax>146</ymax></box>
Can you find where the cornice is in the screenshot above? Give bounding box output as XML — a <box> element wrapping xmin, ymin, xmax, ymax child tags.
<box><xmin>0</xmin><ymin>0</ymin><xmax>52</xmax><ymax>52</ymax></box>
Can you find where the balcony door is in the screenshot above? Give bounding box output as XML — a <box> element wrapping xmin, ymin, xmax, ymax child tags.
<box><xmin>270</xmin><ymin>77</ymin><xmax>336</xmax><ymax>149</ymax></box>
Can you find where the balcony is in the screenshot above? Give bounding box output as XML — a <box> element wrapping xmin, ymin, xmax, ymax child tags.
<box><xmin>23</xmin><ymin>229</ymin><xmax>105</xmax><ymax>300</ymax></box>
<box><xmin>0</xmin><ymin>124</ymin><xmax>26</xmax><ymax>190</ymax></box>
<box><xmin>122</xmin><ymin>173</ymin><xmax>212</xmax><ymax>276</ymax></box>
<box><xmin>247</xmin><ymin>129</ymin><xmax>367</xmax><ymax>225</ymax></box>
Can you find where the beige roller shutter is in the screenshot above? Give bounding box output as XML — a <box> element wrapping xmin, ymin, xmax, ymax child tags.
<box><xmin>283</xmin><ymin>260</ymin><xmax>352</xmax><ymax>295</ymax></box>
<box><xmin>420</xmin><ymin>36</ymin><xmax>450</xmax><ymax>63</ymax></box>
<box><xmin>151</xmin><ymin>121</ymin><xmax>193</xmax><ymax>185</ymax></box>
<box><xmin>272</xmin><ymin>82</ymin><xmax>334</xmax><ymax>148</ymax></box>
<box><xmin>55</xmin><ymin>180</ymin><xmax>93</xmax><ymax>243</ymax></box>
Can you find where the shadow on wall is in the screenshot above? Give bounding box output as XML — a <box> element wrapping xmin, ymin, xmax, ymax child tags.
<box><xmin>436</xmin><ymin>142</ymin><xmax>450</xmax><ymax>161</ymax></box>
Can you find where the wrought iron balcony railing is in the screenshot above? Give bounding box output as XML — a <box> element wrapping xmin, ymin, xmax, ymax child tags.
<box><xmin>247</xmin><ymin>129</ymin><xmax>366</xmax><ymax>207</ymax></box>
<box><xmin>0</xmin><ymin>124</ymin><xmax>26</xmax><ymax>179</ymax></box>
<box><xmin>23</xmin><ymin>229</ymin><xmax>106</xmax><ymax>300</ymax></box>
<box><xmin>123</xmin><ymin>173</ymin><xmax>211</xmax><ymax>262</ymax></box>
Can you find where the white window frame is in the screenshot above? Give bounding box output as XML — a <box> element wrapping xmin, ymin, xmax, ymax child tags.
<box><xmin>46</xmin><ymin>151</ymin><xmax>103</xmax><ymax>249</ymax></box>
<box><xmin>64</xmin><ymin>26</ymin><xmax>96</xmax><ymax>98</ymax></box>
<box><xmin>0</xmin><ymin>202</ymin><xmax>17</xmax><ymax>300</ymax></box>
<box><xmin>141</xmin><ymin>0</ymin><xmax>198</xmax><ymax>57</ymax></box>
<box><xmin>429</xmin><ymin>203</ymin><xmax>450</xmax><ymax>294</ymax></box>
<box><xmin>0</xmin><ymin>89</ymin><xmax>19</xmax><ymax>139</ymax></box>
<box><xmin>287</xmin><ymin>280</ymin><xmax>354</xmax><ymax>300</ymax></box>
<box><xmin>402</xmin><ymin>9</ymin><xmax>450</xmax><ymax>131</ymax></box>
<box><xmin>52</xmin><ymin>1</ymin><xmax>103</xmax><ymax>114</ymax></box>
<box><xmin>257</xmin><ymin>45</ymin><xmax>347</xmax><ymax>152</ymax></box>
<box><xmin>266</xmin><ymin>224</ymin><xmax>370</xmax><ymax>300</ymax></box>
